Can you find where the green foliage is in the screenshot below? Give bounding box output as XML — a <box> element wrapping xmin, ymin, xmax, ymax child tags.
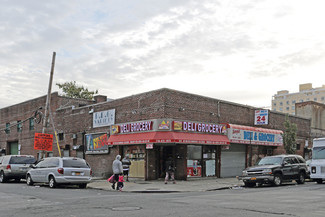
<box><xmin>56</xmin><ymin>81</ymin><xmax>98</xmax><ymax>100</ymax></box>
<box><xmin>282</xmin><ymin>115</ymin><xmax>297</xmax><ymax>154</ymax></box>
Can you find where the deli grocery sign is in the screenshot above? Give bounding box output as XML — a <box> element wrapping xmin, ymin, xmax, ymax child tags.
<box><xmin>173</xmin><ymin>121</ymin><xmax>227</xmax><ymax>134</ymax></box>
<box><xmin>227</xmin><ymin>124</ymin><xmax>283</xmax><ymax>146</ymax></box>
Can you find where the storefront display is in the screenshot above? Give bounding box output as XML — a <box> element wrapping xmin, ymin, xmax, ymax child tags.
<box><xmin>203</xmin><ymin>146</ymin><xmax>217</xmax><ymax>177</ymax></box>
<box><xmin>187</xmin><ymin>145</ymin><xmax>202</xmax><ymax>177</ymax></box>
<box><xmin>123</xmin><ymin>145</ymin><xmax>145</xmax><ymax>178</ymax></box>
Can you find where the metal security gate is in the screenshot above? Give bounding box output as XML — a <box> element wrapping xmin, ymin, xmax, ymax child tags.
<box><xmin>220</xmin><ymin>144</ymin><xmax>246</xmax><ymax>178</ymax></box>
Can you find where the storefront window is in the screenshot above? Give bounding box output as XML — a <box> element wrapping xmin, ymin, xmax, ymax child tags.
<box><xmin>123</xmin><ymin>145</ymin><xmax>145</xmax><ymax>178</ymax></box>
<box><xmin>187</xmin><ymin>145</ymin><xmax>202</xmax><ymax>177</ymax></box>
<box><xmin>203</xmin><ymin>146</ymin><xmax>217</xmax><ymax>177</ymax></box>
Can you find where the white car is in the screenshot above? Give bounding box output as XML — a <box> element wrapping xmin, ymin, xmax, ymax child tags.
<box><xmin>26</xmin><ymin>157</ymin><xmax>92</xmax><ymax>188</ymax></box>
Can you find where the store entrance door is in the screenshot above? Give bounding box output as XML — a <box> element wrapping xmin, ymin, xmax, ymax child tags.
<box><xmin>158</xmin><ymin>146</ymin><xmax>175</xmax><ymax>178</ymax></box>
<box><xmin>9</xmin><ymin>141</ymin><xmax>18</xmax><ymax>155</ymax></box>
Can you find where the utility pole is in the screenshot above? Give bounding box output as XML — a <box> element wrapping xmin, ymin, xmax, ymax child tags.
<box><xmin>41</xmin><ymin>52</ymin><xmax>56</xmax><ymax>159</ymax></box>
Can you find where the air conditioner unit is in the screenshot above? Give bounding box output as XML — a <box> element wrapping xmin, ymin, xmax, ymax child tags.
<box><xmin>72</xmin><ymin>134</ymin><xmax>77</xmax><ymax>139</ymax></box>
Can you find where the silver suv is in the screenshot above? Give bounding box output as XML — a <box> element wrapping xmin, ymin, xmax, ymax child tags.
<box><xmin>26</xmin><ymin>157</ymin><xmax>92</xmax><ymax>188</ymax></box>
<box><xmin>0</xmin><ymin>155</ymin><xmax>36</xmax><ymax>183</ymax></box>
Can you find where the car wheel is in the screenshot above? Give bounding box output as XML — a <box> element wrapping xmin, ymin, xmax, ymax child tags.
<box><xmin>49</xmin><ymin>176</ymin><xmax>57</xmax><ymax>188</ymax></box>
<box><xmin>79</xmin><ymin>183</ymin><xmax>87</xmax><ymax>189</ymax></box>
<box><xmin>273</xmin><ymin>174</ymin><xmax>282</xmax><ymax>186</ymax></box>
<box><xmin>297</xmin><ymin>172</ymin><xmax>305</xmax><ymax>184</ymax></box>
<box><xmin>26</xmin><ymin>174</ymin><xmax>34</xmax><ymax>186</ymax></box>
<box><xmin>0</xmin><ymin>171</ymin><xmax>7</xmax><ymax>183</ymax></box>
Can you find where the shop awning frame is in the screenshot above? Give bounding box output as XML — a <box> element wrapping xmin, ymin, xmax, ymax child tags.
<box><xmin>107</xmin><ymin>131</ymin><xmax>230</xmax><ymax>145</ymax></box>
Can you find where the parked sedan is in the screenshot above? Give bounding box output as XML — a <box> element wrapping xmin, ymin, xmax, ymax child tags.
<box><xmin>26</xmin><ymin>157</ymin><xmax>92</xmax><ymax>188</ymax></box>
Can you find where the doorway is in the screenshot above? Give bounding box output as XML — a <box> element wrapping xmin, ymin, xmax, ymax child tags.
<box><xmin>8</xmin><ymin>141</ymin><xmax>18</xmax><ymax>155</ymax></box>
<box><xmin>158</xmin><ymin>146</ymin><xmax>175</xmax><ymax>178</ymax></box>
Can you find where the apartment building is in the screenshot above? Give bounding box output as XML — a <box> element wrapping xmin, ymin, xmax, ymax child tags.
<box><xmin>272</xmin><ymin>83</ymin><xmax>325</xmax><ymax>115</ymax></box>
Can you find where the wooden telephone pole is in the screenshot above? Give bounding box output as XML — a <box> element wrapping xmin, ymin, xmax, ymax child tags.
<box><xmin>41</xmin><ymin>52</ymin><xmax>56</xmax><ymax>159</ymax></box>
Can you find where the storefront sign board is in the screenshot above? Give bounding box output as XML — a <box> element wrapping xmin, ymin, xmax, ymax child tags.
<box><xmin>146</xmin><ymin>143</ymin><xmax>153</xmax><ymax>149</ymax></box>
<box><xmin>173</xmin><ymin>121</ymin><xmax>227</xmax><ymax>134</ymax></box>
<box><xmin>227</xmin><ymin>125</ymin><xmax>283</xmax><ymax>146</ymax></box>
<box><xmin>254</xmin><ymin>110</ymin><xmax>268</xmax><ymax>125</ymax></box>
<box><xmin>93</xmin><ymin>109</ymin><xmax>115</xmax><ymax>128</ymax></box>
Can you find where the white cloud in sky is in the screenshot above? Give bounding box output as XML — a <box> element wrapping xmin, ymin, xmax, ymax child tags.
<box><xmin>1</xmin><ymin>0</ymin><xmax>325</xmax><ymax>109</ymax></box>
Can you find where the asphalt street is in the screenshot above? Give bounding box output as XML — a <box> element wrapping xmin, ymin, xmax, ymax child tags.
<box><xmin>0</xmin><ymin>181</ymin><xmax>324</xmax><ymax>217</ymax></box>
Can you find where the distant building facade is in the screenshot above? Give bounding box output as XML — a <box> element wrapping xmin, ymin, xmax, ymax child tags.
<box><xmin>296</xmin><ymin>101</ymin><xmax>325</xmax><ymax>139</ymax></box>
<box><xmin>272</xmin><ymin>83</ymin><xmax>325</xmax><ymax>115</ymax></box>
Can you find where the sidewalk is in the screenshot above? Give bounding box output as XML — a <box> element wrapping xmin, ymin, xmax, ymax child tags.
<box><xmin>88</xmin><ymin>177</ymin><xmax>244</xmax><ymax>193</ymax></box>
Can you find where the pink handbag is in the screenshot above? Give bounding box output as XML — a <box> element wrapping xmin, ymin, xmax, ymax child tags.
<box><xmin>107</xmin><ymin>175</ymin><xmax>114</xmax><ymax>183</ymax></box>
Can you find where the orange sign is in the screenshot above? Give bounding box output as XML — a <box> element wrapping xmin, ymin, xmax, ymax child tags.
<box><xmin>34</xmin><ymin>133</ymin><xmax>53</xmax><ymax>151</ymax></box>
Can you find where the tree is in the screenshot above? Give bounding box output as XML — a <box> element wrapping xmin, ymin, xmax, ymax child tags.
<box><xmin>56</xmin><ymin>81</ymin><xmax>98</xmax><ymax>100</ymax></box>
<box><xmin>282</xmin><ymin>115</ymin><xmax>297</xmax><ymax>154</ymax></box>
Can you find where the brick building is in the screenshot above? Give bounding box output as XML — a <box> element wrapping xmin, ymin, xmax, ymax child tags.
<box><xmin>0</xmin><ymin>88</ymin><xmax>311</xmax><ymax>180</ymax></box>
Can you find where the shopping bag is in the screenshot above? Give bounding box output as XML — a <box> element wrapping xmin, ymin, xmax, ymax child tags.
<box><xmin>107</xmin><ymin>175</ymin><xmax>114</xmax><ymax>183</ymax></box>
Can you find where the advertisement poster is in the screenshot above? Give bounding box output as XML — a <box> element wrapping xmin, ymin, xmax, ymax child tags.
<box><xmin>34</xmin><ymin>133</ymin><xmax>53</xmax><ymax>151</ymax></box>
<box><xmin>187</xmin><ymin>160</ymin><xmax>202</xmax><ymax>177</ymax></box>
<box><xmin>85</xmin><ymin>133</ymin><xmax>109</xmax><ymax>153</ymax></box>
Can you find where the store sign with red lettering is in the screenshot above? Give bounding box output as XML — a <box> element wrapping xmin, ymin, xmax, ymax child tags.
<box><xmin>255</xmin><ymin>110</ymin><xmax>268</xmax><ymax>125</ymax></box>
<box><xmin>34</xmin><ymin>133</ymin><xmax>53</xmax><ymax>151</ymax></box>
<box><xmin>120</xmin><ymin>121</ymin><xmax>153</xmax><ymax>133</ymax></box>
<box><xmin>174</xmin><ymin>121</ymin><xmax>226</xmax><ymax>134</ymax></box>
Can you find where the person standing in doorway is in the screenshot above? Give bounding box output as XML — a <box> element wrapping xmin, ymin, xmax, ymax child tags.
<box><xmin>112</xmin><ymin>155</ymin><xmax>123</xmax><ymax>190</ymax></box>
<box><xmin>165</xmin><ymin>156</ymin><xmax>176</xmax><ymax>184</ymax></box>
<box><xmin>122</xmin><ymin>155</ymin><xmax>131</xmax><ymax>181</ymax></box>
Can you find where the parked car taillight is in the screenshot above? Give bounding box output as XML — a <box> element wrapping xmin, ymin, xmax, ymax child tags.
<box><xmin>57</xmin><ymin>168</ymin><xmax>64</xmax><ymax>174</ymax></box>
<box><xmin>90</xmin><ymin>169</ymin><xmax>92</xmax><ymax>176</ymax></box>
<box><xmin>6</xmin><ymin>165</ymin><xmax>11</xmax><ymax>170</ymax></box>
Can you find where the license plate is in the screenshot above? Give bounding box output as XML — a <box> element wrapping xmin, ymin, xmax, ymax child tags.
<box><xmin>74</xmin><ymin>172</ymin><xmax>81</xmax><ymax>176</ymax></box>
<box><xmin>251</xmin><ymin>177</ymin><xmax>256</xmax><ymax>180</ymax></box>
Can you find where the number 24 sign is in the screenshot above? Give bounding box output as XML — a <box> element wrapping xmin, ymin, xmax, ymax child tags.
<box><xmin>255</xmin><ymin>110</ymin><xmax>268</xmax><ymax>125</ymax></box>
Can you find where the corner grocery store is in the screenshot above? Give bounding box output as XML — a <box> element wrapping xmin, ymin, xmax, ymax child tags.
<box><xmin>106</xmin><ymin>119</ymin><xmax>230</xmax><ymax>180</ymax></box>
<box><xmin>0</xmin><ymin>88</ymin><xmax>311</xmax><ymax>180</ymax></box>
<box><xmin>96</xmin><ymin>118</ymin><xmax>283</xmax><ymax>180</ymax></box>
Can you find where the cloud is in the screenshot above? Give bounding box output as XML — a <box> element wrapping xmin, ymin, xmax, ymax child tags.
<box><xmin>1</xmin><ymin>0</ymin><xmax>325</xmax><ymax>109</ymax></box>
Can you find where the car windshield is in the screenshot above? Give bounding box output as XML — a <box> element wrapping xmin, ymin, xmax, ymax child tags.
<box><xmin>9</xmin><ymin>156</ymin><xmax>36</xmax><ymax>164</ymax></box>
<box><xmin>63</xmin><ymin>159</ymin><xmax>89</xmax><ymax>168</ymax></box>
<box><xmin>257</xmin><ymin>157</ymin><xmax>282</xmax><ymax>165</ymax></box>
<box><xmin>313</xmin><ymin>147</ymin><xmax>325</xmax><ymax>160</ymax></box>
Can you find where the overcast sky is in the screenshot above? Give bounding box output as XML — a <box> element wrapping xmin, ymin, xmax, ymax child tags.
<box><xmin>1</xmin><ymin>0</ymin><xmax>325</xmax><ymax>109</ymax></box>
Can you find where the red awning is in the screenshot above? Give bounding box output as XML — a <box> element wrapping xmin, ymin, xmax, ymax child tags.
<box><xmin>107</xmin><ymin>131</ymin><xmax>230</xmax><ymax>145</ymax></box>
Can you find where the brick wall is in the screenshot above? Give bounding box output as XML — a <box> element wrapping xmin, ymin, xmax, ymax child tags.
<box><xmin>0</xmin><ymin>88</ymin><xmax>312</xmax><ymax>178</ymax></box>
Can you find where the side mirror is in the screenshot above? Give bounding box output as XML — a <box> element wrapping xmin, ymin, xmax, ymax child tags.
<box><xmin>29</xmin><ymin>164</ymin><xmax>36</xmax><ymax>169</ymax></box>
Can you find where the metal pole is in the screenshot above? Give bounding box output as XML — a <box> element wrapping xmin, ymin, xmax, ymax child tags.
<box><xmin>41</xmin><ymin>52</ymin><xmax>56</xmax><ymax>159</ymax></box>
